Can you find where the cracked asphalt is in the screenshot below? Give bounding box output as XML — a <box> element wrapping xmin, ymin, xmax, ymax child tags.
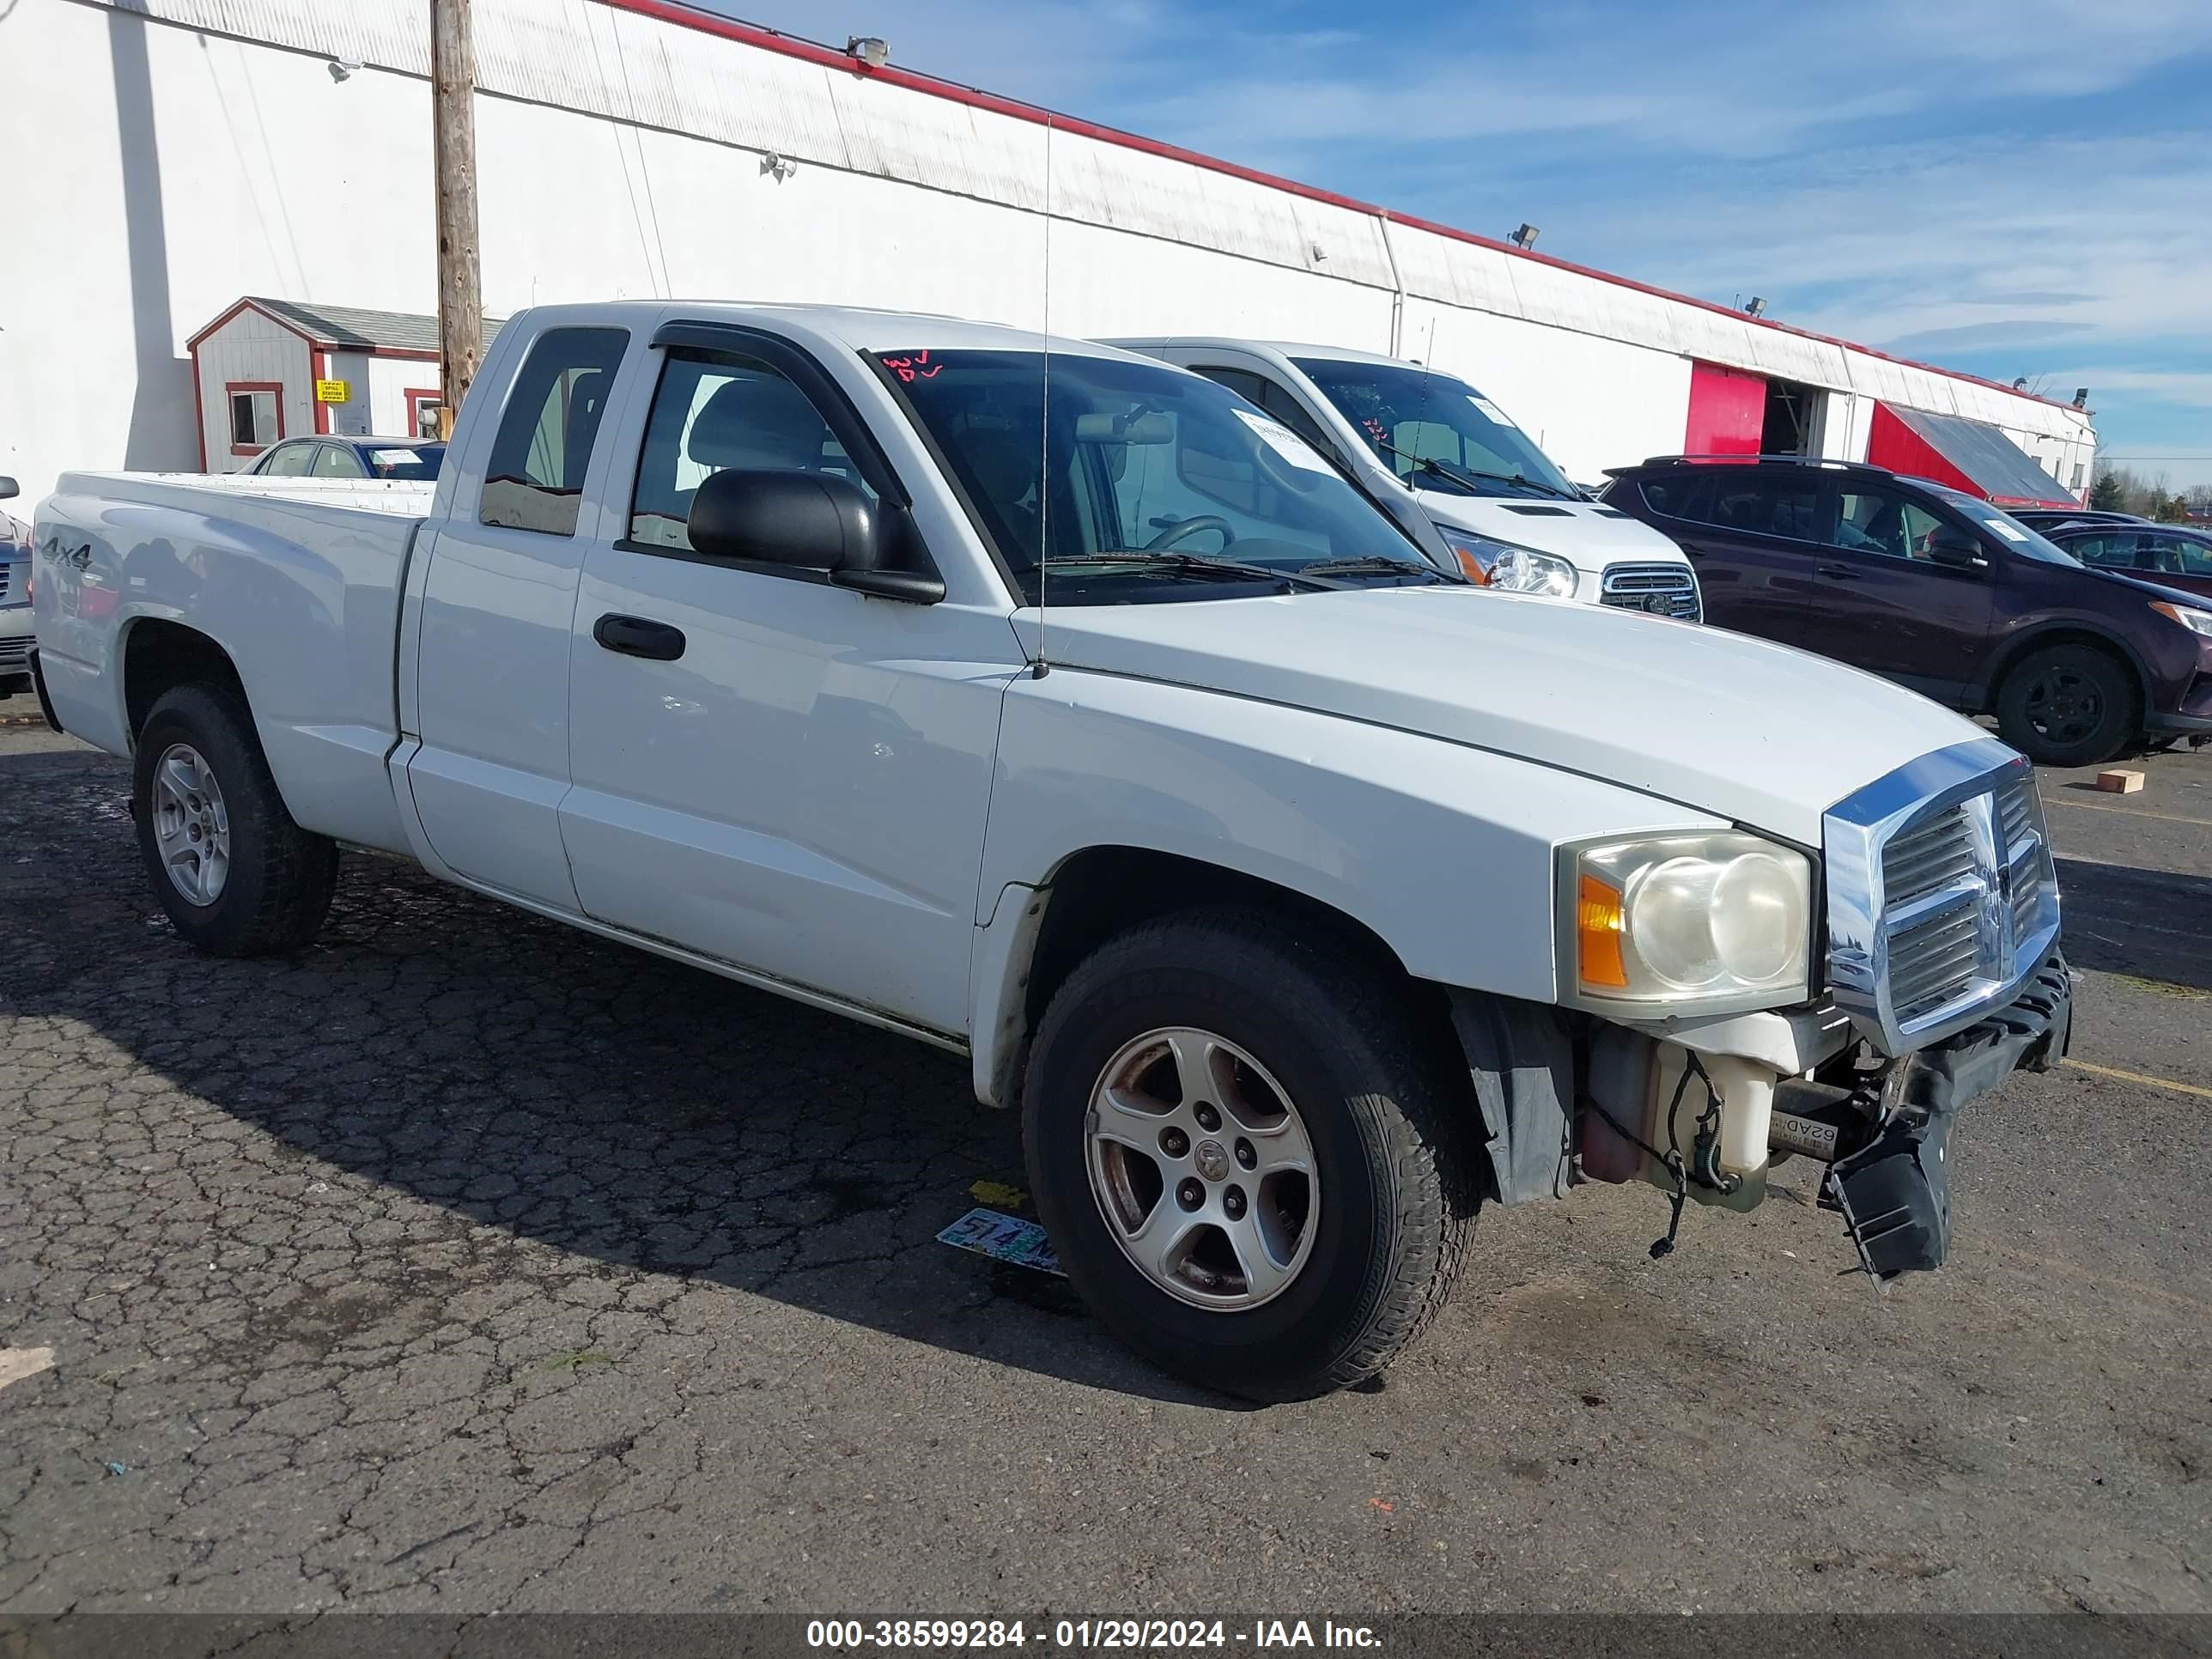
<box><xmin>2</xmin><ymin>693</ymin><xmax>2208</xmax><ymax>1617</ymax></box>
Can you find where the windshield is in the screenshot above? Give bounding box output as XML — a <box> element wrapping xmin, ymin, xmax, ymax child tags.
<box><xmin>366</xmin><ymin>445</ymin><xmax>444</xmax><ymax>481</ymax></box>
<box><xmin>1291</xmin><ymin>358</ymin><xmax>1579</xmax><ymax>500</ymax></box>
<box><xmin>881</xmin><ymin>349</ymin><xmax>1446</xmax><ymax>605</ymax></box>
<box><xmin>1934</xmin><ymin>489</ymin><xmax>2081</xmax><ymax>566</ymax></box>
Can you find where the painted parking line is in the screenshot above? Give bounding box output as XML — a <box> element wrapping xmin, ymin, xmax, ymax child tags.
<box><xmin>2039</xmin><ymin>793</ymin><xmax>2212</xmax><ymax>828</ymax></box>
<box><xmin>2063</xmin><ymin>1058</ymin><xmax>2212</xmax><ymax>1101</ymax></box>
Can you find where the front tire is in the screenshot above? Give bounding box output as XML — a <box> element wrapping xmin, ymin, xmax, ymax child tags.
<box><xmin>1023</xmin><ymin>909</ymin><xmax>1476</xmax><ymax>1401</ymax></box>
<box><xmin>133</xmin><ymin>683</ymin><xmax>338</xmax><ymax>957</ymax></box>
<box><xmin>1995</xmin><ymin>643</ymin><xmax>2135</xmax><ymax>767</ymax></box>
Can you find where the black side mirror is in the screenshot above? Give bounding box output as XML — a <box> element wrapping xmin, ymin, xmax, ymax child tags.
<box><xmin>1927</xmin><ymin>527</ymin><xmax>1986</xmax><ymax>569</ymax></box>
<box><xmin>686</xmin><ymin>468</ymin><xmax>943</xmax><ymax>603</ymax></box>
<box><xmin>0</xmin><ymin>477</ymin><xmax>17</xmax><ymax>501</ymax></box>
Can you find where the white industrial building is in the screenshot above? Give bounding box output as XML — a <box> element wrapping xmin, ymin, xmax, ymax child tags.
<box><xmin>2</xmin><ymin>0</ymin><xmax>2098</xmax><ymax>508</ymax></box>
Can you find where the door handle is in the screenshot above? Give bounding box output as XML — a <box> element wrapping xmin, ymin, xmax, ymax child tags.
<box><xmin>1816</xmin><ymin>563</ymin><xmax>1862</xmax><ymax>581</ymax></box>
<box><xmin>592</xmin><ymin>613</ymin><xmax>686</xmax><ymax>661</ymax></box>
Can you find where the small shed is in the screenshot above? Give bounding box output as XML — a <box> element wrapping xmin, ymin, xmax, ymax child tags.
<box><xmin>186</xmin><ymin>298</ymin><xmax>501</xmax><ymax>471</ymax></box>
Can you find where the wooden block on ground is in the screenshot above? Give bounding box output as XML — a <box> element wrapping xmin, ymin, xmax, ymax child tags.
<box><xmin>2095</xmin><ymin>769</ymin><xmax>2145</xmax><ymax>794</ymax></box>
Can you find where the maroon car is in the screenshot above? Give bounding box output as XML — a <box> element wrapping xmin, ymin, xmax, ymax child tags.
<box><xmin>1600</xmin><ymin>457</ymin><xmax>2212</xmax><ymax>767</ymax></box>
<box><xmin>2037</xmin><ymin>519</ymin><xmax>2212</xmax><ymax>604</ymax></box>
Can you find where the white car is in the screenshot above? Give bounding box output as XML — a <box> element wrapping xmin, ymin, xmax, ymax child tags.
<box><xmin>1109</xmin><ymin>337</ymin><xmax>1702</xmax><ymax>618</ymax></box>
<box><xmin>33</xmin><ymin>302</ymin><xmax>2069</xmax><ymax>1400</ymax></box>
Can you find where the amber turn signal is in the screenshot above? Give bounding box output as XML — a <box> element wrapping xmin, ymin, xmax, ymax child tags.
<box><xmin>1577</xmin><ymin>872</ymin><xmax>1629</xmax><ymax>989</ymax></box>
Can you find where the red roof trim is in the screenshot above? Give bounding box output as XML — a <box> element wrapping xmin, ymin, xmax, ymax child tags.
<box><xmin>597</xmin><ymin>0</ymin><xmax>2086</xmax><ymax>416</ymax></box>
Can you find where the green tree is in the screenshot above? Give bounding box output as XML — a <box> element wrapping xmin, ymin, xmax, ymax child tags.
<box><xmin>2088</xmin><ymin>471</ymin><xmax>2126</xmax><ymax>511</ymax></box>
<box><xmin>2154</xmin><ymin>495</ymin><xmax>2190</xmax><ymax>523</ymax></box>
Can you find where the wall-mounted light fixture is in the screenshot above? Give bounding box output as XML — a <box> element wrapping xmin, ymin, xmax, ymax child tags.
<box><xmin>847</xmin><ymin>36</ymin><xmax>889</xmax><ymax>69</ymax></box>
<box><xmin>1743</xmin><ymin>296</ymin><xmax>1767</xmax><ymax>318</ymax></box>
<box><xmin>2072</xmin><ymin>388</ymin><xmax>2089</xmax><ymax>409</ymax></box>
<box><xmin>327</xmin><ymin>58</ymin><xmax>361</xmax><ymax>82</ymax></box>
<box><xmin>1509</xmin><ymin>223</ymin><xmax>1539</xmax><ymax>250</ymax></box>
<box><xmin>761</xmin><ymin>152</ymin><xmax>798</xmax><ymax>182</ymax></box>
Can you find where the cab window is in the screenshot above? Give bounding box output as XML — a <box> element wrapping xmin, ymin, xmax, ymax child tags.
<box><xmin>480</xmin><ymin>326</ymin><xmax>629</xmax><ymax>537</ymax></box>
<box><xmin>627</xmin><ymin>352</ymin><xmax>873</xmax><ymax>552</ymax></box>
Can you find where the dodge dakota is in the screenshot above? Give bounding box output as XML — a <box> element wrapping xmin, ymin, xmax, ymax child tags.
<box><xmin>30</xmin><ymin>302</ymin><xmax>2071</xmax><ymax>1399</ymax></box>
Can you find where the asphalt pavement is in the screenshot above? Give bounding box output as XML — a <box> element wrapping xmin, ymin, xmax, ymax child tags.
<box><xmin>2</xmin><ymin>691</ymin><xmax>2208</xmax><ymax>1617</ymax></box>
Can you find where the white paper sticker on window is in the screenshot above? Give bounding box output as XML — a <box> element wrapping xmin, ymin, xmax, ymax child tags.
<box><xmin>1232</xmin><ymin>406</ymin><xmax>1333</xmax><ymax>474</ymax></box>
<box><xmin>1988</xmin><ymin>520</ymin><xmax>2028</xmax><ymax>542</ymax></box>
<box><xmin>1468</xmin><ymin>396</ymin><xmax>1512</xmax><ymax>426</ymax></box>
<box><xmin>370</xmin><ymin>450</ymin><xmax>421</xmax><ymax>467</ymax></box>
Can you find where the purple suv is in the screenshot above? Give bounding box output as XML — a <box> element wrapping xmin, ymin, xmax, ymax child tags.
<box><xmin>1600</xmin><ymin>457</ymin><xmax>2212</xmax><ymax>767</ymax></box>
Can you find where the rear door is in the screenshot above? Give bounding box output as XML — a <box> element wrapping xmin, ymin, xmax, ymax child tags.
<box><xmin>405</xmin><ymin>323</ymin><xmax>633</xmax><ymax>909</ymax></box>
<box><xmin>1807</xmin><ymin>483</ymin><xmax>1994</xmax><ymax>703</ymax></box>
<box><xmin>1626</xmin><ymin>469</ymin><xmax>1826</xmax><ymax>648</ymax></box>
<box><xmin>557</xmin><ymin>325</ymin><xmax>1018</xmax><ymax>1037</ymax></box>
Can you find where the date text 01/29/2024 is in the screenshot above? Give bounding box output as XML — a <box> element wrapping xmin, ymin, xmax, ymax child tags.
<box><xmin>805</xmin><ymin>1620</ymin><xmax>1382</xmax><ymax>1650</ymax></box>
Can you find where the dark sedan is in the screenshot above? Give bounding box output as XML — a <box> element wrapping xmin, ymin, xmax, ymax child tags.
<box><xmin>2039</xmin><ymin>519</ymin><xmax>2212</xmax><ymax>603</ymax></box>
<box><xmin>246</xmin><ymin>436</ymin><xmax>445</xmax><ymax>482</ymax></box>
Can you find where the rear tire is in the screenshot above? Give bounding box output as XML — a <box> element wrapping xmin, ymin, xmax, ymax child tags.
<box><xmin>133</xmin><ymin>683</ymin><xmax>338</xmax><ymax>957</ymax></box>
<box><xmin>1995</xmin><ymin>643</ymin><xmax>2135</xmax><ymax>768</ymax></box>
<box><xmin>1022</xmin><ymin>908</ymin><xmax>1476</xmax><ymax>1401</ymax></box>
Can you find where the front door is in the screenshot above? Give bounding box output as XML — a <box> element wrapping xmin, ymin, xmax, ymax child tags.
<box><xmin>1808</xmin><ymin>483</ymin><xmax>1994</xmax><ymax>704</ymax></box>
<box><xmin>558</xmin><ymin>333</ymin><xmax>1018</xmax><ymax>1037</ymax></box>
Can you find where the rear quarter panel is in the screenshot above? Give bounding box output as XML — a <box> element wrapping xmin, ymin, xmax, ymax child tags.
<box><xmin>33</xmin><ymin>475</ymin><xmax>427</xmax><ymax>853</ymax></box>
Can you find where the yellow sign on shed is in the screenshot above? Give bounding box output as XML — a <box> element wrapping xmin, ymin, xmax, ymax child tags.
<box><xmin>313</xmin><ymin>379</ymin><xmax>351</xmax><ymax>404</ymax></box>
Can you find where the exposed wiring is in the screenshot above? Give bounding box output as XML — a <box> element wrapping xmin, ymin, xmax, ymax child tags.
<box><xmin>1580</xmin><ymin>1051</ymin><xmax>1735</xmax><ymax>1262</ymax></box>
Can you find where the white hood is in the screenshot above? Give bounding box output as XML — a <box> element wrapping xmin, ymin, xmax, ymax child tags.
<box><xmin>1414</xmin><ymin>492</ymin><xmax>1689</xmax><ymax>573</ymax></box>
<box><xmin>1019</xmin><ymin>586</ymin><xmax>1987</xmax><ymax>846</ymax></box>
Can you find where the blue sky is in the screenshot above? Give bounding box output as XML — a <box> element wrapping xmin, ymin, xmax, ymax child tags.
<box><xmin>711</xmin><ymin>0</ymin><xmax>2212</xmax><ymax>489</ymax></box>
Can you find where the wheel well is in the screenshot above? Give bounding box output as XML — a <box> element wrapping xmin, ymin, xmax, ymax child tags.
<box><xmin>123</xmin><ymin>620</ymin><xmax>245</xmax><ymax>740</ymax></box>
<box><xmin>1984</xmin><ymin>628</ymin><xmax>2148</xmax><ymax>723</ymax></box>
<box><xmin>1022</xmin><ymin>846</ymin><xmax>1437</xmax><ymax>1034</ymax></box>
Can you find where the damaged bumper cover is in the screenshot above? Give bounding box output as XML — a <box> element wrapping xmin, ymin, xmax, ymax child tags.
<box><xmin>1820</xmin><ymin>951</ymin><xmax>2073</xmax><ymax>1279</ymax></box>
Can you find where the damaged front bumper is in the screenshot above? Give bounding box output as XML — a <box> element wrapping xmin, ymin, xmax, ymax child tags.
<box><xmin>1794</xmin><ymin>951</ymin><xmax>2073</xmax><ymax>1278</ymax></box>
<box><xmin>1451</xmin><ymin>951</ymin><xmax>2074</xmax><ymax>1281</ymax></box>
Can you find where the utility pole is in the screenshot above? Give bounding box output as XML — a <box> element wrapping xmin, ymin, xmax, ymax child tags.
<box><xmin>430</xmin><ymin>0</ymin><xmax>482</xmax><ymax>441</ymax></box>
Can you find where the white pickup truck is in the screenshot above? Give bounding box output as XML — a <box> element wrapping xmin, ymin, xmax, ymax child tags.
<box><xmin>30</xmin><ymin>301</ymin><xmax>2071</xmax><ymax>1401</ymax></box>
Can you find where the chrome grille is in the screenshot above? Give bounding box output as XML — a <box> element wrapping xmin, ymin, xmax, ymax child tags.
<box><xmin>1600</xmin><ymin>562</ymin><xmax>1700</xmax><ymax>621</ymax></box>
<box><xmin>0</xmin><ymin>563</ymin><xmax>12</xmax><ymax>603</ymax></box>
<box><xmin>1825</xmin><ymin>739</ymin><xmax>2063</xmax><ymax>1054</ymax></box>
<box><xmin>1882</xmin><ymin>805</ymin><xmax>1975</xmax><ymax>903</ymax></box>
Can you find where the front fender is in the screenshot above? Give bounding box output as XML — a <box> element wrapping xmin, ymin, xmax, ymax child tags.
<box><xmin>975</xmin><ymin>665</ymin><xmax>1729</xmax><ymax>1012</ymax></box>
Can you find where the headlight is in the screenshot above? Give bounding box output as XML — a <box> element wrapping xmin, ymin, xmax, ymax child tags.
<box><xmin>1439</xmin><ymin>528</ymin><xmax>1579</xmax><ymax>598</ymax></box>
<box><xmin>1562</xmin><ymin>831</ymin><xmax>1814</xmax><ymax>1012</ymax></box>
<box><xmin>2152</xmin><ymin>600</ymin><xmax>2212</xmax><ymax>638</ymax></box>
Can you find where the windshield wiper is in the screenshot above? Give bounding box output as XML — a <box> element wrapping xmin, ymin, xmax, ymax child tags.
<box><xmin>1370</xmin><ymin>438</ymin><xmax>1577</xmax><ymax>501</ymax></box>
<box><xmin>1296</xmin><ymin>555</ymin><xmax>1455</xmax><ymax>585</ymax></box>
<box><xmin>1036</xmin><ymin>551</ymin><xmax>1340</xmax><ymax>592</ymax></box>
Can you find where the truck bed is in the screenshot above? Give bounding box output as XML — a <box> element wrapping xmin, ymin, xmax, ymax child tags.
<box><xmin>34</xmin><ymin>471</ymin><xmax>430</xmax><ymax>856</ymax></box>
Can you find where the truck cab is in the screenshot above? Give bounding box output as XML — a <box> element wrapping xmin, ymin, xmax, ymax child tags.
<box><xmin>1109</xmin><ymin>337</ymin><xmax>1702</xmax><ymax>620</ymax></box>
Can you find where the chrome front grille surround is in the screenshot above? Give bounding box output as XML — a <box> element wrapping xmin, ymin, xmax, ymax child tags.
<box><xmin>1599</xmin><ymin>562</ymin><xmax>1701</xmax><ymax>621</ymax></box>
<box><xmin>1824</xmin><ymin>738</ymin><xmax>2061</xmax><ymax>1055</ymax></box>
